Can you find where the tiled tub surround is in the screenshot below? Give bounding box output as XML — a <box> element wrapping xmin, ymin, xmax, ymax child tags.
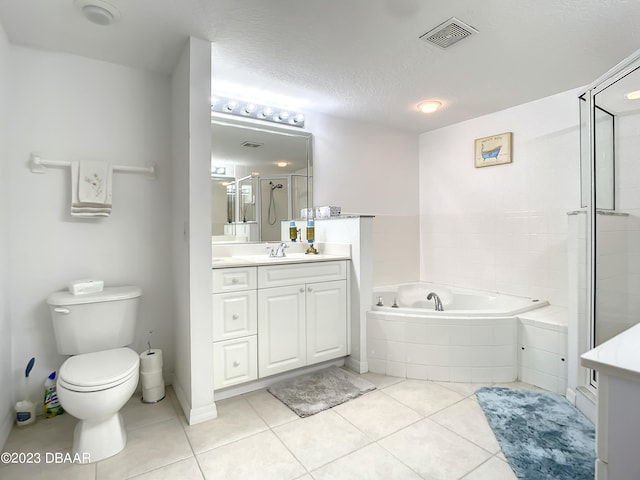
<box><xmin>367</xmin><ymin>283</ymin><xmax>567</xmax><ymax>390</ymax></box>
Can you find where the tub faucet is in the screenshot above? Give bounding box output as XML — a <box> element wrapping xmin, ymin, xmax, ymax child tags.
<box><xmin>427</xmin><ymin>292</ymin><xmax>444</xmax><ymax>311</ymax></box>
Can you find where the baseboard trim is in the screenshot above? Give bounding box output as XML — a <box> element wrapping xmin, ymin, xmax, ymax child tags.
<box><xmin>172</xmin><ymin>376</ymin><xmax>218</xmax><ymax>426</ymax></box>
<box><xmin>213</xmin><ymin>358</ymin><xmax>345</xmax><ymax>401</ymax></box>
<box><xmin>345</xmin><ymin>356</ymin><xmax>368</xmax><ymax>374</ymax></box>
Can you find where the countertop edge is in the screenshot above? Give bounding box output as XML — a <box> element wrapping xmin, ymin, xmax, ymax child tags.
<box><xmin>581</xmin><ymin>322</ymin><xmax>640</xmax><ymax>383</ymax></box>
<box><xmin>211</xmin><ymin>255</ymin><xmax>351</xmax><ymax>269</ymax></box>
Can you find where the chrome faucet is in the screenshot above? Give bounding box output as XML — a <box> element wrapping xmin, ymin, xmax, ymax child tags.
<box><xmin>427</xmin><ymin>292</ymin><xmax>444</xmax><ymax>311</ymax></box>
<box><xmin>267</xmin><ymin>242</ymin><xmax>288</xmax><ymax>258</ymax></box>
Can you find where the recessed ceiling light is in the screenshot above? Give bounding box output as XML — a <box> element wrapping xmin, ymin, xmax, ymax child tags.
<box><xmin>277</xmin><ymin>162</ymin><xmax>288</xmax><ymax>168</ymax></box>
<box><xmin>417</xmin><ymin>100</ymin><xmax>442</xmax><ymax>113</ymax></box>
<box><xmin>626</xmin><ymin>90</ymin><xmax>640</xmax><ymax>100</ymax></box>
<box><xmin>74</xmin><ymin>0</ymin><xmax>121</xmax><ymax>26</ymax></box>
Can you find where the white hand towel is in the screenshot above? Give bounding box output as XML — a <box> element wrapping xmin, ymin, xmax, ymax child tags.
<box><xmin>70</xmin><ymin>161</ymin><xmax>113</xmax><ymax>217</ymax></box>
<box><xmin>78</xmin><ymin>160</ymin><xmax>109</xmax><ymax>204</ymax></box>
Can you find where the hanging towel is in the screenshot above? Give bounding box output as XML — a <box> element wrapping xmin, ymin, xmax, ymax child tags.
<box><xmin>70</xmin><ymin>161</ymin><xmax>113</xmax><ymax>217</ymax></box>
<box><xmin>78</xmin><ymin>160</ymin><xmax>109</xmax><ymax>203</ymax></box>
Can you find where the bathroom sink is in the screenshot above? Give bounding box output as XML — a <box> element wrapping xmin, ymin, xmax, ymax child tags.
<box><xmin>211</xmin><ymin>256</ymin><xmax>252</xmax><ymax>266</ymax></box>
<box><xmin>233</xmin><ymin>253</ymin><xmax>337</xmax><ymax>264</ymax></box>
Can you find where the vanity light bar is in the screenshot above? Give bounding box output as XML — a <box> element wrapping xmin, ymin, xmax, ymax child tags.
<box><xmin>211</xmin><ymin>96</ymin><xmax>305</xmax><ymax>128</ymax></box>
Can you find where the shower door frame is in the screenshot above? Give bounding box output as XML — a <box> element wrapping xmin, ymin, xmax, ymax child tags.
<box><xmin>581</xmin><ymin>50</ymin><xmax>640</xmax><ymax>392</ymax></box>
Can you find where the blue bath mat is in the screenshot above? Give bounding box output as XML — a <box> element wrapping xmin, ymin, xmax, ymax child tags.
<box><xmin>475</xmin><ymin>387</ymin><xmax>596</xmax><ymax>480</ymax></box>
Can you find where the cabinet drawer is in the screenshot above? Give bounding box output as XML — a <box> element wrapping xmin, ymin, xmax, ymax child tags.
<box><xmin>213</xmin><ymin>291</ymin><xmax>257</xmax><ymax>341</ymax></box>
<box><xmin>258</xmin><ymin>260</ymin><xmax>346</xmax><ymax>288</ymax></box>
<box><xmin>212</xmin><ymin>267</ymin><xmax>257</xmax><ymax>293</ymax></box>
<box><xmin>213</xmin><ymin>336</ymin><xmax>257</xmax><ymax>390</ymax></box>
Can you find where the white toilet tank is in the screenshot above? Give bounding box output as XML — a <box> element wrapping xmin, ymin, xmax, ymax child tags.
<box><xmin>47</xmin><ymin>286</ymin><xmax>142</xmax><ymax>355</ymax></box>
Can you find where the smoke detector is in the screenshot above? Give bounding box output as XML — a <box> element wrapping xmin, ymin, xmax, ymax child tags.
<box><xmin>419</xmin><ymin>17</ymin><xmax>478</xmax><ymax>49</ymax></box>
<box><xmin>75</xmin><ymin>0</ymin><xmax>121</xmax><ymax>26</ymax></box>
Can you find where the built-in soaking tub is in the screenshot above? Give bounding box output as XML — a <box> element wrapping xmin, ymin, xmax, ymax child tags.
<box><xmin>366</xmin><ymin>282</ymin><xmax>548</xmax><ymax>383</ymax></box>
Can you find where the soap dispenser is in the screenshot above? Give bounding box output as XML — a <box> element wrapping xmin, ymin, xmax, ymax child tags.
<box><xmin>289</xmin><ymin>220</ymin><xmax>297</xmax><ymax>242</ymax></box>
<box><xmin>305</xmin><ymin>218</ymin><xmax>318</xmax><ymax>254</ymax></box>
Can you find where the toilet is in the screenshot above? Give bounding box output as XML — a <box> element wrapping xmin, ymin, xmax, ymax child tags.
<box><xmin>47</xmin><ymin>285</ymin><xmax>142</xmax><ymax>463</ymax></box>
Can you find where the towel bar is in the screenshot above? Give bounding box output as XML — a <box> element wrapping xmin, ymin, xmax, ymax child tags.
<box><xmin>29</xmin><ymin>153</ymin><xmax>157</xmax><ymax>179</ymax></box>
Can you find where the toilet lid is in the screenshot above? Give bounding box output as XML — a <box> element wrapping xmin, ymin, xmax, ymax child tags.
<box><xmin>59</xmin><ymin>347</ymin><xmax>139</xmax><ymax>392</ymax></box>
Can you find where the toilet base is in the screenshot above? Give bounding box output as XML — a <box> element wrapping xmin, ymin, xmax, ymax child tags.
<box><xmin>72</xmin><ymin>412</ymin><xmax>127</xmax><ymax>463</ymax></box>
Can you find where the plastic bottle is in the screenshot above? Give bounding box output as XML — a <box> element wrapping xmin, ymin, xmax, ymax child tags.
<box><xmin>15</xmin><ymin>400</ymin><xmax>36</xmax><ymax>427</ymax></box>
<box><xmin>44</xmin><ymin>371</ymin><xmax>64</xmax><ymax>418</ymax></box>
<box><xmin>306</xmin><ymin>218</ymin><xmax>315</xmax><ymax>243</ymax></box>
<box><xmin>289</xmin><ymin>220</ymin><xmax>297</xmax><ymax>242</ymax></box>
<box><xmin>15</xmin><ymin>357</ymin><xmax>36</xmax><ymax>427</ymax></box>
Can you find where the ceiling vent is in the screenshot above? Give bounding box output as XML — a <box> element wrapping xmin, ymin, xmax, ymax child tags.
<box><xmin>242</xmin><ymin>141</ymin><xmax>264</xmax><ymax>148</ymax></box>
<box><xmin>419</xmin><ymin>17</ymin><xmax>478</xmax><ymax>49</ymax></box>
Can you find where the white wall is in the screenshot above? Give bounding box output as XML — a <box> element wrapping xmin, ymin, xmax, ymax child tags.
<box><xmin>0</xmin><ymin>21</ymin><xmax>13</xmax><ymax>448</ymax></box>
<box><xmin>307</xmin><ymin>113</ymin><xmax>420</xmax><ymax>287</ymax></box>
<box><xmin>171</xmin><ymin>37</ymin><xmax>216</xmax><ymax>424</ymax></box>
<box><xmin>419</xmin><ymin>89</ymin><xmax>582</xmax><ymax>306</ymax></box>
<box><xmin>5</xmin><ymin>46</ymin><xmax>174</xmax><ymax>414</ymax></box>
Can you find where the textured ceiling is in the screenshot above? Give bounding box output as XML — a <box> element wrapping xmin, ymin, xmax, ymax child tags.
<box><xmin>1</xmin><ymin>0</ymin><xmax>640</xmax><ymax>132</ymax></box>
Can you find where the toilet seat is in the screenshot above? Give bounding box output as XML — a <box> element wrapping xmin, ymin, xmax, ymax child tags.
<box><xmin>59</xmin><ymin>347</ymin><xmax>139</xmax><ymax>392</ymax></box>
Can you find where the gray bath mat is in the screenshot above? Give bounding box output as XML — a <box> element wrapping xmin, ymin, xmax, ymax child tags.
<box><xmin>267</xmin><ymin>366</ymin><xmax>376</xmax><ymax>417</ymax></box>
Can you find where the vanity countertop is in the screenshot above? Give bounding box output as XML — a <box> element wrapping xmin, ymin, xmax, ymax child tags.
<box><xmin>212</xmin><ymin>252</ymin><xmax>351</xmax><ymax>268</ymax></box>
<box><xmin>581</xmin><ymin>322</ymin><xmax>640</xmax><ymax>383</ymax></box>
<box><xmin>211</xmin><ymin>241</ymin><xmax>351</xmax><ymax>269</ymax></box>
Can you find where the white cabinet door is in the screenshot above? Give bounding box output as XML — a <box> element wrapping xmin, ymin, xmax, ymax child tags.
<box><xmin>306</xmin><ymin>280</ymin><xmax>347</xmax><ymax>365</ymax></box>
<box><xmin>212</xmin><ymin>291</ymin><xmax>257</xmax><ymax>341</ymax></box>
<box><xmin>212</xmin><ymin>267</ymin><xmax>257</xmax><ymax>293</ymax></box>
<box><xmin>258</xmin><ymin>285</ymin><xmax>306</xmax><ymax>377</ymax></box>
<box><xmin>213</xmin><ymin>336</ymin><xmax>257</xmax><ymax>389</ymax></box>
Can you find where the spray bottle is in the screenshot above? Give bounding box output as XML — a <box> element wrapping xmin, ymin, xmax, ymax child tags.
<box><xmin>44</xmin><ymin>371</ymin><xmax>64</xmax><ymax>418</ymax></box>
<box><xmin>15</xmin><ymin>357</ymin><xmax>36</xmax><ymax>427</ymax></box>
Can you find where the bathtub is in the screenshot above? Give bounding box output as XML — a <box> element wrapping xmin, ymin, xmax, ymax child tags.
<box><xmin>366</xmin><ymin>282</ymin><xmax>549</xmax><ymax>383</ymax></box>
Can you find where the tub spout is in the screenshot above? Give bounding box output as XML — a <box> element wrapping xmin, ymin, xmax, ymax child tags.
<box><xmin>427</xmin><ymin>292</ymin><xmax>444</xmax><ymax>311</ymax></box>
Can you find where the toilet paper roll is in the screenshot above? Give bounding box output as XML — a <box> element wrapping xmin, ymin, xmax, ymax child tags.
<box><xmin>142</xmin><ymin>384</ymin><xmax>165</xmax><ymax>403</ymax></box>
<box><xmin>140</xmin><ymin>349</ymin><xmax>163</xmax><ymax>373</ymax></box>
<box><xmin>140</xmin><ymin>349</ymin><xmax>165</xmax><ymax>403</ymax></box>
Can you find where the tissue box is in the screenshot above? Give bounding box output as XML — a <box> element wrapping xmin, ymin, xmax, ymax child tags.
<box><xmin>68</xmin><ymin>279</ymin><xmax>104</xmax><ymax>295</ymax></box>
<box><xmin>315</xmin><ymin>206</ymin><xmax>341</xmax><ymax>219</ymax></box>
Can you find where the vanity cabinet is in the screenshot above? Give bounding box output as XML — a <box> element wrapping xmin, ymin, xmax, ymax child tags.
<box><xmin>258</xmin><ymin>278</ymin><xmax>347</xmax><ymax>377</ymax></box>
<box><xmin>212</xmin><ymin>260</ymin><xmax>348</xmax><ymax>388</ymax></box>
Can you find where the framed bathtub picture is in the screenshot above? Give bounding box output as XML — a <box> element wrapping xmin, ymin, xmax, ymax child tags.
<box><xmin>474</xmin><ymin>132</ymin><xmax>512</xmax><ymax>168</ymax></box>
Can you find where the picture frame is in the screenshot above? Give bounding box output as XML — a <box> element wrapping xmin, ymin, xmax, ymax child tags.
<box><xmin>474</xmin><ymin>132</ymin><xmax>512</xmax><ymax>168</ymax></box>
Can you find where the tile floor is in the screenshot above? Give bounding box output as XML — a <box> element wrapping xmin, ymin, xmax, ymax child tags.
<box><xmin>0</xmin><ymin>372</ymin><xmax>539</xmax><ymax>480</ymax></box>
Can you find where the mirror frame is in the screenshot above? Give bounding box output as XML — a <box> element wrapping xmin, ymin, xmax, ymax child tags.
<box><xmin>211</xmin><ymin>113</ymin><xmax>313</xmax><ymax>243</ymax></box>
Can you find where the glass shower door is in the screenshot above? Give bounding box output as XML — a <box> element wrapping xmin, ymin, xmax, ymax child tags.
<box><xmin>587</xmin><ymin>64</ymin><xmax>640</xmax><ymax>389</ymax></box>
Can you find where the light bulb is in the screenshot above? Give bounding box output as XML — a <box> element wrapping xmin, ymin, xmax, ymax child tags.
<box><xmin>244</xmin><ymin>103</ymin><xmax>257</xmax><ymax>114</ymax></box>
<box><xmin>417</xmin><ymin>100</ymin><xmax>442</xmax><ymax>113</ymax></box>
<box><xmin>259</xmin><ymin>107</ymin><xmax>273</xmax><ymax>118</ymax></box>
<box><xmin>277</xmin><ymin>110</ymin><xmax>290</xmax><ymax>121</ymax></box>
<box><xmin>224</xmin><ymin>100</ymin><xmax>238</xmax><ymax>112</ymax></box>
<box><xmin>626</xmin><ymin>90</ymin><xmax>640</xmax><ymax>100</ymax></box>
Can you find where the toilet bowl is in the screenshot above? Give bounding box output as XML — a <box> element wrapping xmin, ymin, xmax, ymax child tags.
<box><xmin>47</xmin><ymin>285</ymin><xmax>142</xmax><ymax>463</ymax></box>
<box><xmin>56</xmin><ymin>347</ymin><xmax>140</xmax><ymax>463</ymax></box>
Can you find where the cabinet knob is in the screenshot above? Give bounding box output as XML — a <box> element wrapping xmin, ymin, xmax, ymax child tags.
<box><xmin>231</xmin><ymin>278</ymin><xmax>239</xmax><ymax>284</ymax></box>
<box><xmin>308</xmin><ymin>287</ymin><xmax>313</xmax><ymax>292</ymax></box>
<box><xmin>299</xmin><ymin>288</ymin><xmax>305</xmax><ymax>293</ymax></box>
<box><xmin>233</xmin><ymin>361</ymin><xmax>240</xmax><ymax>367</ymax></box>
<box><xmin>232</xmin><ymin>314</ymin><xmax>239</xmax><ymax>320</ymax></box>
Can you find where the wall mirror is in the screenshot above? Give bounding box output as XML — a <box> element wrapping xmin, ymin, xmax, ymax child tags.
<box><xmin>211</xmin><ymin>115</ymin><xmax>313</xmax><ymax>243</ymax></box>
